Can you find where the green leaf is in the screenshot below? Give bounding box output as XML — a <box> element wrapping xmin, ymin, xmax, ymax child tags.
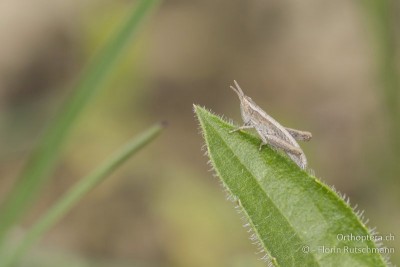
<box><xmin>0</xmin><ymin>0</ymin><xmax>160</xmax><ymax>241</ymax></box>
<box><xmin>194</xmin><ymin>105</ymin><xmax>389</xmax><ymax>267</ymax></box>
<box><xmin>0</xmin><ymin>123</ymin><xmax>164</xmax><ymax>267</ymax></box>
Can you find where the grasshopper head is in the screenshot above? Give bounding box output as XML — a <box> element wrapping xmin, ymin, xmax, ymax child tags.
<box><xmin>230</xmin><ymin>80</ymin><xmax>257</xmax><ymax>120</ymax></box>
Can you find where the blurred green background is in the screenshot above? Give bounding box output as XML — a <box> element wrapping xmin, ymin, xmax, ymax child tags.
<box><xmin>0</xmin><ymin>0</ymin><xmax>398</xmax><ymax>266</ymax></box>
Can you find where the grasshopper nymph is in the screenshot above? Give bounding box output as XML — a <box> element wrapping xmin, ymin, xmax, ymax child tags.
<box><xmin>229</xmin><ymin>80</ymin><xmax>311</xmax><ymax>169</ymax></box>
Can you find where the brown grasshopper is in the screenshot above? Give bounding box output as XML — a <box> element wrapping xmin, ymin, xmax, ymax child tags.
<box><xmin>229</xmin><ymin>80</ymin><xmax>311</xmax><ymax>169</ymax></box>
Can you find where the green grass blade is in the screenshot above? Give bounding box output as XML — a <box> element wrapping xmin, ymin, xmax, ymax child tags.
<box><xmin>0</xmin><ymin>123</ymin><xmax>164</xmax><ymax>267</ymax></box>
<box><xmin>194</xmin><ymin>105</ymin><xmax>389</xmax><ymax>267</ymax></box>
<box><xmin>0</xmin><ymin>0</ymin><xmax>160</xmax><ymax>241</ymax></box>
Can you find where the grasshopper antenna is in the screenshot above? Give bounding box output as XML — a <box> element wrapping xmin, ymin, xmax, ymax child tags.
<box><xmin>230</xmin><ymin>80</ymin><xmax>245</xmax><ymax>98</ymax></box>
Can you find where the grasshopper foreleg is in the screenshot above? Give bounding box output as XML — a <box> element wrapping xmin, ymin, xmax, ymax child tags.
<box><xmin>229</xmin><ymin>124</ymin><xmax>254</xmax><ymax>133</ymax></box>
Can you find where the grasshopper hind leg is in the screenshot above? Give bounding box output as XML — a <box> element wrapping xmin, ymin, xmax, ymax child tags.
<box><xmin>258</xmin><ymin>134</ymin><xmax>303</xmax><ymax>156</ymax></box>
<box><xmin>286</xmin><ymin>152</ymin><xmax>307</xmax><ymax>170</ymax></box>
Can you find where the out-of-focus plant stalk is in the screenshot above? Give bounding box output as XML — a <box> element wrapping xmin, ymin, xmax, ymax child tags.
<box><xmin>0</xmin><ymin>0</ymin><xmax>160</xmax><ymax>244</ymax></box>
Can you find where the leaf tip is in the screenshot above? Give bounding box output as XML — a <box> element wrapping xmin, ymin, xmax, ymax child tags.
<box><xmin>192</xmin><ymin>104</ymin><xmax>204</xmax><ymax>115</ymax></box>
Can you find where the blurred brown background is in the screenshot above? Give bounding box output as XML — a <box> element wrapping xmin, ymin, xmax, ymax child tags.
<box><xmin>0</xmin><ymin>0</ymin><xmax>399</xmax><ymax>266</ymax></box>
